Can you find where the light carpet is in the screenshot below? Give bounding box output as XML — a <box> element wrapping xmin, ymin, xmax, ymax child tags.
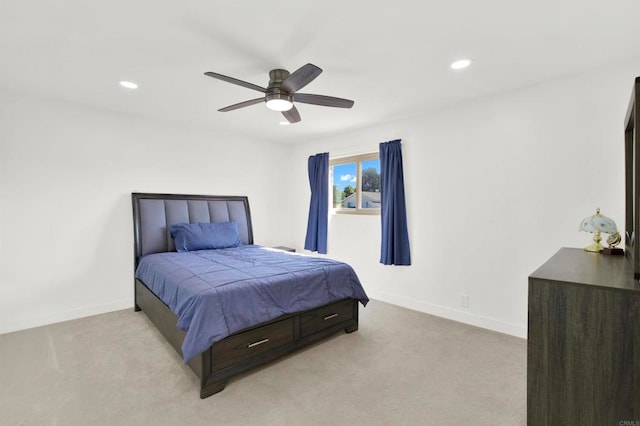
<box><xmin>0</xmin><ymin>300</ymin><xmax>526</xmax><ymax>425</ymax></box>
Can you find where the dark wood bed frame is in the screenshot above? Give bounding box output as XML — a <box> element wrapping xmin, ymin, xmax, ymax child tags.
<box><xmin>132</xmin><ymin>193</ymin><xmax>359</xmax><ymax>398</ymax></box>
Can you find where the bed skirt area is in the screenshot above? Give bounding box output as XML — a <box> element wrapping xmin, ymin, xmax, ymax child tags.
<box><xmin>134</xmin><ymin>279</ymin><xmax>359</xmax><ymax>398</ymax></box>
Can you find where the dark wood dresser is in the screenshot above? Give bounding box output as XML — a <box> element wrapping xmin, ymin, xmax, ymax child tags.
<box><xmin>528</xmin><ymin>248</ymin><xmax>640</xmax><ymax>425</ymax></box>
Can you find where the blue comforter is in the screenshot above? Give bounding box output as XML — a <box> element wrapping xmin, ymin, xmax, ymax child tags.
<box><xmin>135</xmin><ymin>245</ymin><xmax>369</xmax><ymax>363</ymax></box>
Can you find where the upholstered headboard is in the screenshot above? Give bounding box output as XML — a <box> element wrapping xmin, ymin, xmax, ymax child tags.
<box><xmin>132</xmin><ymin>193</ymin><xmax>254</xmax><ymax>265</ymax></box>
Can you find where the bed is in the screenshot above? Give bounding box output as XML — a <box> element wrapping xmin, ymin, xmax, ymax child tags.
<box><xmin>132</xmin><ymin>192</ymin><xmax>368</xmax><ymax>398</ymax></box>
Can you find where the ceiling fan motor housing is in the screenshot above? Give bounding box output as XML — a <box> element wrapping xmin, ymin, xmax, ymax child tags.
<box><xmin>266</xmin><ymin>69</ymin><xmax>293</xmax><ymax>103</ymax></box>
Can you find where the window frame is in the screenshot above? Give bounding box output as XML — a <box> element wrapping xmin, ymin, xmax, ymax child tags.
<box><xmin>330</xmin><ymin>152</ymin><xmax>381</xmax><ymax>216</ymax></box>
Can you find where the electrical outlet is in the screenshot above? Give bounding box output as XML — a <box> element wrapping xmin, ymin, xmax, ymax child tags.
<box><xmin>460</xmin><ymin>295</ymin><xmax>469</xmax><ymax>308</ymax></box>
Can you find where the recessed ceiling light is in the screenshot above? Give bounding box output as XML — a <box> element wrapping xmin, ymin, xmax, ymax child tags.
<box><xmin>119</xmin><ymin>80</ymin><xmax>138</xmax><ymax>89</ymax></box>
<box><xmin>279</xmin><ymin>121</ymin><xmax>290</xmax><ymax>126</ymax></box>
<box><xmin>450</xmin><ymin>59</ymin><xmax>472</xmax><ymax>70</ymax></box>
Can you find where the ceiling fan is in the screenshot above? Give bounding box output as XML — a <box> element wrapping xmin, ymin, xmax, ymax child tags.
<box><xmin>204</xmin><ymin>63</ymin><xmax>354</xmax><ymax>124</ymax></box>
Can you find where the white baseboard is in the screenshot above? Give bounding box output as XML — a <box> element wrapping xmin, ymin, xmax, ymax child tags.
<box><xmin>366</xmin><ymin>290</ymin><xmax>527</xmax><ymax>339</ymax></box>
<box><xmin>1</xmin><ymin>293</ymin><xmax>527</xmax><ymax>340</ymax></box>
<box><xmin>0</xmin><ymin>299</ymin><xmax>134</xmax><ymax>335</ymax></box>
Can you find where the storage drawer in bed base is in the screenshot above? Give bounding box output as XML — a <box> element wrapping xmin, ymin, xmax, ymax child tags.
<box><xmin>134</xmin><ymin>279</ymin><xmax>359</xmax><ymax>398</ymax></box>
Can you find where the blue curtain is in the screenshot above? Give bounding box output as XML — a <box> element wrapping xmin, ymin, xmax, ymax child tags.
<box><xmin>380</xmin><ymin>140</ymin><xmax>411</xmax><ymax>265</ymax></box>
<box><xmin>304</xmin><ymin>153</ymin><xmax>329</xmax><ymax>254</ymax></box>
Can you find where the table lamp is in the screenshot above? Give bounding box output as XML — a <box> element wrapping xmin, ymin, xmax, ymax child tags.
<box><xmin>579</xmin><ymin>208</ymin><xmax>622</xmax><ymax>254</ymax></box>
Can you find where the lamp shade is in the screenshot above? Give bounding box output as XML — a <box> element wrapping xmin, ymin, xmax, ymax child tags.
<box><xmin>579</xmin><ymin>208</ymin><xmax>618</xmax><ymax>234</ymax></box>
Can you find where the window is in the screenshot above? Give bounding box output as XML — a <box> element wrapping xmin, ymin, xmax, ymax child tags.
<box><xmin>330</xmin><ymin>152</ymin><xmax>381</xmax><ymax>215</ymax></box>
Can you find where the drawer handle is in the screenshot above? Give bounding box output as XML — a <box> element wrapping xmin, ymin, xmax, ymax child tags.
<box><xmin>247</xmin><ymin>338</ymin><xmax>270</xmax><ymax>348</ymax></box>
<box><xmin>323</xmin><ymin>313</ymin><xmax>339</xmax><ymax>321</ymax></box>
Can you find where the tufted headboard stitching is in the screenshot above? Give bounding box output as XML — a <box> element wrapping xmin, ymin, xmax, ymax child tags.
<box><xmin>132</xmin><ymin>193</ymin><xmax>254</xmax><ymax>265</ymax></box>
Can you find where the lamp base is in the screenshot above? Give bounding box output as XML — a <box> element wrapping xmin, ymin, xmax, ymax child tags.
<box><xmin>584</xmin><ymin>231</ymin><xmax>603</xmax><ymax>252</ymax></box>
<box><xmin>584</xmin><ymin>242</ymin><xmax>604</xmax><ymax>252</ymax></box>
<box><xmin>602</xmin><ymin>247</ymin><xmax>624</xmax><ymax>256</ymax></box>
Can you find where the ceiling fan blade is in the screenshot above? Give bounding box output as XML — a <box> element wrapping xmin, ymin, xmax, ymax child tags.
<box><xmin>281</xmin><ymin>63</ymin><xmax>322</xmax><ymax>93</ymax></box>
<box><xmin>204</xmin><ymin>72</ymin><xmax>267</xmax><ymax>93</ymax></box>
<box><xmin>218</xmin><ymin>98</ymin><xmax>264</xmax><ymax>112</ymax></box>
<box><xmin>294</xmin><ymin>93</ymin><xmax>354</xmax><ymax>108</ymax></box>
<box><xmin>282</xmin><ymin>106</ymin><xmax>301</xmax><ymax>123</ymax></box>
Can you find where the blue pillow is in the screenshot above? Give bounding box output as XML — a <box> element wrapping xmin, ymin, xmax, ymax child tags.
<box><xmin>170</xmin><ymin>221</ymin><xmax>241</xmax><ymax>252</ymax></box>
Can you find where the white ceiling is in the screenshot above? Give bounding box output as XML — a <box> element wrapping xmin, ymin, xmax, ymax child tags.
<box><xmin>2</xmin><ymin>0</ymin><xmax>640</xmax><ymax>144</ymax></box>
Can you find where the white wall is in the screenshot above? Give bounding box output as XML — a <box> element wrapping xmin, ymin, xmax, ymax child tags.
<box><xmin>0</xmin><ymin>91</ymin><xmax>292</xmax><ymax>333</ymax></box>
<box><xmin>289</xmin><ymin>60</ymin><xmax>640</xmax><ymax>338</ymax></box>
<box><xmin>2</xmin><ymin>60</ymin><xmax>639</xmax><ymax>338</ymax></box>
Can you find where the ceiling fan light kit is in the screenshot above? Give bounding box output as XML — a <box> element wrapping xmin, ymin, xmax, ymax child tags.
<box><xmin>204</xmin><ymin>63</ymin><xmax>354</xmax><ymax>124</ymax></box>
<box><xmin>265</xmin><ymin>98</ymin><xmax>293</xmax><ymax>111</ymax></box>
